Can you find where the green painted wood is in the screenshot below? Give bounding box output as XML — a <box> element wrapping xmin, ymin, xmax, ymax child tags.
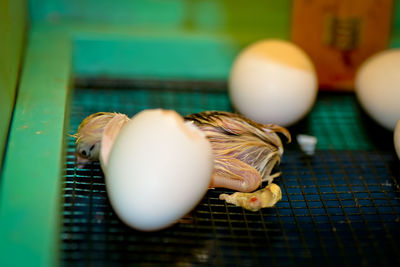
<box><xmin>0</xmin><ymin>0</ymin><xmax>26</xmax><ymax>172</ymax></box>
<box><xmin>0</xmin><ymin>26</ymin><xmax>71</xmax><ymax>267</ymax></box>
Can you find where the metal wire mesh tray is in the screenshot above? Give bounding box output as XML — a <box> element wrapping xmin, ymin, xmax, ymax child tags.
<box><xmin>62</xmin><ymin>78</ymin><xmax>400</xmax><ymax>266</ymax></box>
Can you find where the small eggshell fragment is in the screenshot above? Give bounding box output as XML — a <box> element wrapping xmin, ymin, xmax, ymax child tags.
<box><xmin>297</xmin><ymin>134</ymin><xmax>318</xmax><ymax>156</ymax></box>
<box><xmin>228</xmin><ymin>39</ymin><xmax>318</xmax><ymax>127</ymax></box>
<box><xmin>355</xmin><ymin>49</ymin><xmax>400</xmax><ymax>131</ymax></box>
<box><xmin>106</xmin><ymin>109</ymin><xmax>214</xmax><ymax>231</ymax></box>
<box><xmin>394</xmin><ymin>120</ymin><xmax>400</xmax><ymax>160</ymax></box>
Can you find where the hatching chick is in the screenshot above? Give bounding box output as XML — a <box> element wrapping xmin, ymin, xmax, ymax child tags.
<box><xmin>72</xmin><ymin>112</ymin><xmax>130</xmax><ymax>168</ymax></box>
<box><xmin>73</xmin><ymin>111</ymin><xmax>290</xmax><ymax>193</ymax></box>
<box><xmin>184</xmin><ymin>111</ymin><xmax>291</xmax><ymax>192</ymax></box>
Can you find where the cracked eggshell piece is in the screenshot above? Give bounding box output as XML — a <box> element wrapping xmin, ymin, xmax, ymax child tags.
<box><xmin>100</xmin><ymin>113</ymin><xmax>130</xmax><ymax>173</ymax></box>
<box><xmin>395</xmin><ymin>120</ymin><xmax>400</xmax><ymax>160</ymax></box>
<box><xmin>106</xmin><ymin>109</ymin><xmax>214</xmax><ymax>231</ymax></box>
<box><xmin>297</xmin><ymin>134</ymin><xmax>318</xmax><ymax>156</ymax></box>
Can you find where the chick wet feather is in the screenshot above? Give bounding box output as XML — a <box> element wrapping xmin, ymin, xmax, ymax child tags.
<box><xmin>184</xmin><ymin>111</ymin><xmax>291</xmax><ymax>192</ymax></box>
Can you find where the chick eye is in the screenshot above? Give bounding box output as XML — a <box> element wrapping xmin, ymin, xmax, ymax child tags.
<box><xmin>80</xmin><ymin>149</ymin><xmax>88</xmax><ymax>157</ymax></box>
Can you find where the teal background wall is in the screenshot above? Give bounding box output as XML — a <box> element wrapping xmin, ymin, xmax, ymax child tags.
<box><xmin>73</xmin><ymin>37</ymin><xmax>239</xmax><ymax>79</ymax></box>
<box><xmin>28</xmin><ymin>0</ymin><xmax>292</xmax><ymax>79</ymax></box>
<box><xmin>27</xmin><ymin>0</ymin><xmax>291</xmax><ymax>38</ymax></box>
<box><xmin>27</xmin><ymin>0</ymin><xmax>400</xmax><ymax>42</ymax></box>
<box><xmin>26</xmin><ymin>0</ymin><xmax>400</xmax><ymax>79</ymax></box>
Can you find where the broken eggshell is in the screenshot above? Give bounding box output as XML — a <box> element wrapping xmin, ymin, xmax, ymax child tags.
<box><xmin>296</xmin><ymin>134</ymin><xmax>317</xmax><ymax>156</ymax></box>
<box><xmin>105</xmin><ymin>109</ymin><xmax>214</xmax><ymax>231</ymax></box>
<box><xmin>100</xmin><ymin>113</ymin><xmax>130</xmax><ymax>172</ymax></box>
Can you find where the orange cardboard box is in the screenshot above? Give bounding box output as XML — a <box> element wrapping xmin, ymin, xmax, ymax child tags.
<box><xmin>292</xmin><ymin>0</ymin><xmax>393</xmax><ymax>91</ymax></box>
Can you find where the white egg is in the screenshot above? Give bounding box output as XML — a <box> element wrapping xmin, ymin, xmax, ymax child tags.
<box><xmin>106</xmin><ymin>109</ymin><xmax>214</xmax><ymax>231</ymax></box>
<box><xmin>394</xmin><ymin>120</ymin><xmax>400</xmax><ymax>160</ymax></box>
<box><xmin>228</xmin><ymin>39</ymin><xmax>318</xmax><ymax>127</ymax></box>
<box><xmin>355</xmin><ymin>49</ymin><xmax>400</xmax><ymax>131</ymax></box>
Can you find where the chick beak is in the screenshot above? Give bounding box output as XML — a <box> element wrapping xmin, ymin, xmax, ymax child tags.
<box><xmin>75</xmin><ymin>153</ymin><xmax>91</xmax><ymax>169</ymax></box>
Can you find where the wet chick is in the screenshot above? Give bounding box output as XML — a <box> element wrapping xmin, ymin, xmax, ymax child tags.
<box><xmin>73</xmin><ymin>110</ymin><xmax>290</xmax><ymax>193</ymax></box>
<box><xmin>184</xmin><ymin>111</ymin><xmax>291</xmax><ymax>192</ymax></box>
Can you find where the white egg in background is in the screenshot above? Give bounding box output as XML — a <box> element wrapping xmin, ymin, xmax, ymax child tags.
<box><xmin>106</xmin><ymin>109</ymin><xmax>214</xmax><ymax>231</ymax></box>
<box><xmin>355</xmin><ymin>49</ymin><xmax>400</xmax><ymax>131</ymax></box>
<box><xmin>228</xmin><ymin>39</ymin><xmax>318</xmax><ymax>127</ymax></box>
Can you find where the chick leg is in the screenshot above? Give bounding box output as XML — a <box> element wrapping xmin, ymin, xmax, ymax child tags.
<box><xmin>210</xmin><ymin>157</ymin><xmax>262</xmax><ymax>193</ymax></box>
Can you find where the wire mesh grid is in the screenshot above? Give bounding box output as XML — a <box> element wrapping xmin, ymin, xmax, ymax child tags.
<box><xmin>62</xmin><ymin>79</ymin><xmax>400</xmax><ymax>266</ymax></box>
